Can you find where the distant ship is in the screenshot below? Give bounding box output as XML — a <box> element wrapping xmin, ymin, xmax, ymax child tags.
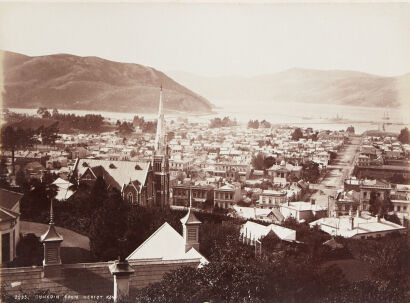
<box><xmin>330</xmin><ymin>113</ymin><xmax>343</xmax><ymax>122</ymax></box>
<box><xmin>382</xmin><ymin>111</ymin><xmax>390</xmax><ymax>121</ymax></box>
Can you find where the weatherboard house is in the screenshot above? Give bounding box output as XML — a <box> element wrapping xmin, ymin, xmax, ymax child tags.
<box><xmin>0</xmin><ymin>203</ymin><xmax>207</xmax><ymax>299</ymax></box>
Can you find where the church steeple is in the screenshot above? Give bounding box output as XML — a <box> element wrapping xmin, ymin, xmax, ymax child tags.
<box><xmin>152</xmin><ymin>85</ymin><xmax>170</xmax><ymax>208</ymax></box>
<box><xmin>154</xmin><ymin>85</ymin><xmax>167</xmax><ymax>154</ymax></box>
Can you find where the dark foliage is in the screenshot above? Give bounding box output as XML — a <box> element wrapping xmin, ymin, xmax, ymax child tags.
<box><xmin>398</xmin><ymin>127</ymin><xmax>409</xmax><ymax>144</ymax></box>
<box><xmin>291</xmin><ymin>128</ymin><xmax>303</xmax><ymax>141</ymax></box>
<box><xmin>133</xmin><ymin>115</ymin><xmax>157</xmax><ymax>133</ymax></box>
<box><xmin>89</xmin><ymin>190</ymin><xmax>128</xmax><ymax>261</ymax></box>
<box><xmin>1</xmin><ymin>125</ymin><xmax>38</xmax><ymax>173</ymax></box>
<box><xmin>251</xmin><ymin>153</ymin><xmax>275</xmax><ymax>170</ymax></box>
<box><xmin>7</xmin><ymin>233</ymin><xmax>43</xmax><ymax>267</ymax></box>
<box><xmin>368</xmin><ymin>191</ymin><xmax>393</xmax><ymax>217</ymax></box>
<box><xmin>302</xmin><ymin>161</ymin><xmax>320</xmax><ymax>183</ymax></box>
<box><xmin>248</xmin><ymin>120</ymin><xmax>260</xmax><ymax>129</ymax></box>
<box><xmin>346</xmin><ymin>126</ymin><xmax>355</xmax><ymax>134</ymax></box>
<box><xmin>209</xmin><ymin>117</ymin><xmax>237</xmax><ymax>128</ymax></box>
<box><xmin>38</xmin><ymin>122</ymin><xmax>60</xmax><ymax>145</ymax></box>
<box><xmin>20</xmin><ymin>177</ymin><xmax>58</xmax><ymax>220</ymax></box>
<box><xmin>52</xmin><ymin>111</ymin><xmax>104</xmax><ymax>132</ymax></box>
<box><xmin>117</xmin><ymin>121</ymin><xmax>134</xmax><ymax>134</ymax></box>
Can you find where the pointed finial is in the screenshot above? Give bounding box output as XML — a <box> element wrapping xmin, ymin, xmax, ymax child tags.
<box><xmin>189</xmin><ymin>187</ymin><xmax>192</xmax><ymax>208</ymax></box>
<box><xmin>50</xmin><ymin>199</ymin><xmax>54</xmax><ymax>225</ymax></box>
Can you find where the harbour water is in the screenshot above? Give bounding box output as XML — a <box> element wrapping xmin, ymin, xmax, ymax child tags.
<box><xmin>7</xmin><ymin>100</ymin><xmax>410</xmax><ymax>134</ymax></box>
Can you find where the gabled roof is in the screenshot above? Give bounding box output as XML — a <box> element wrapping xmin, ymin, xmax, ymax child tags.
<box><xmin>74</xmin><ymin>159</ymin><xmax>150</xmax><ymax>191</ymax></box>
<box><xmin>241</xmin><ymin>221</ymin><xmax>296</xmax><ymax>242</ymax></box>
<box><xmin>0</xmin><ymin>189</ymin><xmax>23</xmax><ymax>210</ymax></box>
<box><xmin>126</xmin><ymin>222</ymin><xmax>207</xmax><ymax>266</ymax></box>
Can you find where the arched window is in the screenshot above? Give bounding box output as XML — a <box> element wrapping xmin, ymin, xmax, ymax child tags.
<box><xmin>127</xmin><ymin>192</ymin><xmax>133</xmax><ymax>204</ymax></box>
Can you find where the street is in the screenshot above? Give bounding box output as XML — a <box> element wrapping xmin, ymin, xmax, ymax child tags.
<box><xmin>310</xmin><ymin>136</ymin><xmax>361</xmax><ymax>210</ymax></box>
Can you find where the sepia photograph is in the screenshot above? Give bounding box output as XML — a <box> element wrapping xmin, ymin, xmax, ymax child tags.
<box><xmin>0</xmin><ymin>1</ymin><xmax>409</xmax><ymax>302</ymax></box>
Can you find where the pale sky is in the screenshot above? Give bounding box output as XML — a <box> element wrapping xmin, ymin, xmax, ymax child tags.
<box><xmin>0</xmin><ymin>2</ymin><xmax>409</xmax><ymax>77</ymax></box>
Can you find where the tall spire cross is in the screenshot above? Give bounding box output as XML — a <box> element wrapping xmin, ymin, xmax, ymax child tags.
<box><xmin>49</xmin><ymin>199</ymin><xmax>54</xmax><ymax>225</ymax></box>
<box><xmin>154</xmin><ymin>84</ymin><xmax>166</xmax><ymax>153</ymax></box>
<box><xmin>189</xmin><ymin>187</ymin><xmax>192</xmax><ymax>208</ymax></box>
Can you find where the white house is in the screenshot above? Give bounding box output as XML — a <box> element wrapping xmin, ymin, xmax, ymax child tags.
<box><xmin>240</xmin><ymin>221</ymin><xmax>296</xmax><ymax>245</ymax></box>
<box><xmin>309</xmin><ymin>212</ymin><xmax>407</xmax><ymax>239</ymax></box>
<box><xmin>280</xmin><ymin>201</ymin><xmax>327</xmax><ymax>223</ymax></box>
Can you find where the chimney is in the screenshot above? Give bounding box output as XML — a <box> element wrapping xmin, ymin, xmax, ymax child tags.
<box><xmin>350</xmin><ymin>217</ymin><xmax>354</xmax><ymax>230</ymax></box>
<box><xmin>180</xmin><ymin>189</ymin><xmax>202</xmax><ymax>252</ymax></box>
<box><xmin>311</xmin><ymin>198</ymin><xmax>315</xmax><ymax>205</ymax></box>
<box><xmin>356</xmin><ymin>209</ymin><xmax>360</xmax><ymax>218</ymax></box>
<box><xmin>40</xmin><ymin>200</ymin><xmax>63</xmax><ymax>278</ymax></box>
<box><xmin>376</xmin><ymin>215</ymin><xmax>380</xmax><ymax>222</ymax></box>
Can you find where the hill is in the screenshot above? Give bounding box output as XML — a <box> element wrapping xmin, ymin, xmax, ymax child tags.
<box><xmin>1</xmin><ymin>51</ymin><xmax>213</xmax><ymax>114</ymax></box>
<box><xmin>167</xmin><ymin>69</ymin><xmax>410</xmax><ymax>108</ymax></box>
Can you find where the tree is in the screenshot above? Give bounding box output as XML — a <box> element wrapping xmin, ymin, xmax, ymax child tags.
<box><xmin>40</xmin><ymin>122</ymin><xmax>60</xmax><ymax>146</ymax></box>
<box><xmin>263</xmin><ymin>156</ymin><xmax>276</xmax><ymax>169</ymax></box>
<box><xmin>369</xmin><ymin>192</ymin><xmax>393</xmax><ymax>217</ymax></box>
<box><xmin>346</xmin><ymin>126</ymin><xmax>355</xmax><ymax>134</ymax></box>
<box><xmin>291</xmin><ymin>128</ymin><xmax>303</xmax><ymax>141</ymax></box>
<box><xmin>251</xmin><ymin>153</ymin><xmax>266</xmax><ymax>170</ymax></box>
<box><xmin>248</xmin><ymin>120</ymin><xmax>260</xmax><ymax>129</ymax></box>
<box><xmin>52</xmin><ymin>108</ymin><xmax>59</xmax><ymax>117</ymax></box>
<box><xmin>0</xmin><ymin>159</ymin><xmax>10</xmax><ymax>190</ymax></box>
<box><xmin>260</xmin><ymin>120</ymin><xmax>271</xmax><ymax>128</ymax></box>
<box><xmin>302</xmin><ymin>161</ymin><xmax>320</xmax><ymax>183</ymax></box>
<box><xmin>89</xmin><ymin>176</ymin><xmax>108</xmax><ymax>212</ymax></box>
<box><xmin>20</xmin><ymin>177</ymin><xmax>57</xmax><ymax>220</ymax></box>
<box><xmin>118</xmin><ymin>121</ymin><xmax>134</xmax><ymax>134</ymax></box>
<box><xmin>261</xmin><ymin>231</ymin><xmax>281</xmax><ymax>252</ymax></box>
<box><xmin>167</xmin><ymin>131</ymin><xmax>175</xmax><ymax>141</ymax></box>
<box><xmin>209</xmin><ymin>116</ymin><xmax>236</xmax><ymax>128</ymax></box>
<box><xmin>397</xmin><ymin>127</ymin><xmax>409</xmax><ymax>144</ymax></box>
<box><xmin>130</xmin><ymin>149</ymin><xmax>137</xmax><ymax>158</ymax></box>
<box><xmin>1</xmin><ymin>126</ymin><xmax>38</xmax><ymax>174</ymax></box>
<box><xmin>37</xmin><ymin>107</ymin><xmax>47</xmax><ymax>117</ymax></box>
<box><xmin>89</xmin><ymin>190</ymin><xmax>128</xmax><ymax>260</ymax></box>
<box><xmin>16</xmin><ymin>169</ymin><xmax>28</xmax><ymax>191</ymax></box>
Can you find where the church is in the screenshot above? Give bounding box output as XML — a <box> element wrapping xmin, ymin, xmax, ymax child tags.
<box><xmin>73</xmin><ymin>86</ymin><xmax>170</xmax><ymax>207</ymax></box>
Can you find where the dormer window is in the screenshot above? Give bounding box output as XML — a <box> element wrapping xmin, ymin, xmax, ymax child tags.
<box><xmin>135</xmin><ymin>164</ymin><xmax>142</xmax><ymax>170</ymax></box>
<box><xmin>109</xmin><ymin>163</ymin><xmax>116</xmax><ymax>169</ymax></box>
<box><xmin>82</xmin><ymin>162</ymin><xmax>88</xmax><ymax>167</ymax></box>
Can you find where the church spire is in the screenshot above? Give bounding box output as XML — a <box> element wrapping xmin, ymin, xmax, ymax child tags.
<box><xmin>154</xmin><ymin>84</ymin><xmax>166</xmax><ymax>154</ymax></box>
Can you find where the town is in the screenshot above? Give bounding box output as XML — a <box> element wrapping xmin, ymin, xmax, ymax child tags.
<box><xmin>0</xmin><ymin>86</ymin><xmax>409</xmax><ymax>302</ymax></box>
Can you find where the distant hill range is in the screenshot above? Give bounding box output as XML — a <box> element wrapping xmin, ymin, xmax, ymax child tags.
<box><xmin>1</xmin><ymin>51</ymin><xmax>213</xmax><ymax>114</ymax></box>
<box><xmin>168</xmin><ymin>69</ymin><xmax>410</xmax><ymax>108</ymax></box>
